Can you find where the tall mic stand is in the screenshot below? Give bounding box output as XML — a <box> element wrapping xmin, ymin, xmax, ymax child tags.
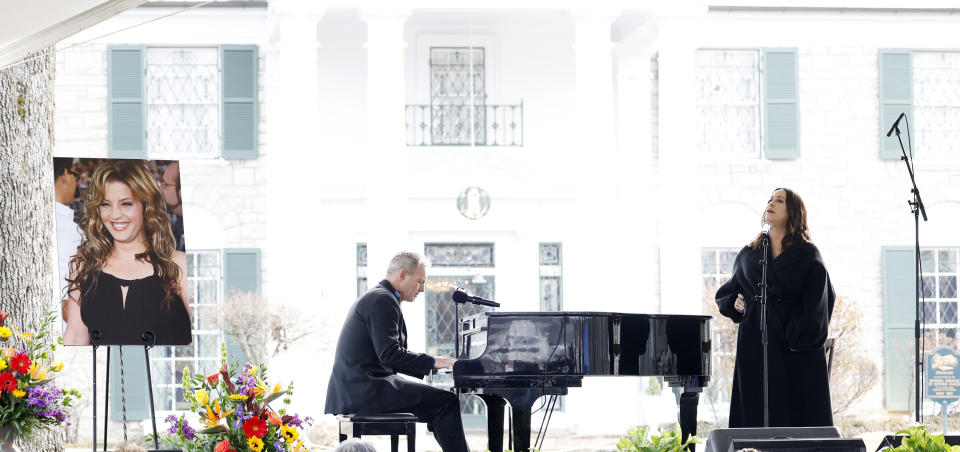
<box><xmin>890</xmin><ymin>114</ymin><xmax>928</xmax><ymax>423</ymax></box>
<box><xmin>757</xmin><ymin>234</ymin><xmax>771</xmax><ymax>427</ymax></box>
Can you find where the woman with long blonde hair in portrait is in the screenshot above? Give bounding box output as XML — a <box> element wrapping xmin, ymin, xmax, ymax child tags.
<box><xmin>63</xmin><ymin>160</ymin><xmax>191</xmax><ymax>346</ymax></box>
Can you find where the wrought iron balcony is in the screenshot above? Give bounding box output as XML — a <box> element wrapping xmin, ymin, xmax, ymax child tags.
<box><xmin>405</xmin><ymin>102</ymin><xmax>524</xmax><ymax>147</ymax></box>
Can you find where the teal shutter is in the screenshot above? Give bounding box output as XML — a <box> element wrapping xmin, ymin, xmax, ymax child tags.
<box><xmin>108</xmin><ymin>45</ymin><xmax>147</xmax><ymax>158</ymax></box>
<box><xmin>879</xmin><ymin>50</ymin><xmax>913</xmax><ymax>160</ymax></box>
<box><xmin>882</xmin><ymin>246</ymin><xmax>917</xmax><ymax>411</ymax></box>
<box><xmin>763</xmin><ymin>48</ymin><xmax>799</xmax><ymax>159</ymax></box>
<box><xmin>223</xmin><ymin>248</ymin><xmax>261</xmax><ymax>363</ymax></box>
<box><xmin>220</xmin><ymin>45</ymin><xmax>258</xmax><ymax>159</ymax></box>
<box><xmin>109</xmin><ymin>346</ymin><xmax>150</xmax><ymax>421</ymax></box>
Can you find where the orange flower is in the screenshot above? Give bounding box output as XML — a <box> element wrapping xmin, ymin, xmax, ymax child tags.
<box><xmin>1</xmin><ymin>349</ymin><xmax>14</xmax><ymax>359</ymax></box>
<box><xmin>266</xmin><ymin>411</ymin><xmax>282</xmax><ymax>427</ymax></box>
<box><xmin>213</xmin><ymin>439</ymin><xmax>236</xmax><ymax>452</ymax></box>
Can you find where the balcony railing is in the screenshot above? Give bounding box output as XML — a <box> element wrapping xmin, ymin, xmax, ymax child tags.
<box><xmin>405</xmin><ymin>102</ymin><xmax>524</xmax><ymax>147</ymax></box>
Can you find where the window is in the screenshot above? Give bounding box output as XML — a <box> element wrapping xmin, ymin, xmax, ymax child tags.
<box><xmin>357</xmin><ymin>243</ymin><xmax>368</xmax><ymax>297</ymax></box>
<box><xmin>695</xmin><ymin>50</ymin><xmax>762</xmax><ymax>158</ymax></box>
<box><xmin>696</xmin><ymin>48</ymin><xmax>798</xmax><ymax>159</ymax></box>
<box><xmin>430</xmin><ymin>47</ymin><xmax>486</xmax><ymax>145</ymax></box>
<box><xmin>913</xmin><ymin>52</ymin><xmax>960</xmax><ymax>158</ymax></box>
<box><xmin>146</xmin><ymin>48</ymin><xmax>220</xmax><ymax>159</ymax></box>
<box><xmin>151</xmin><ymin>250</ymin><xmax>224</xmax><ymax>412</ymax></box>
<box><xmin>539</xmin><ymin>243</ymin><xmax>562</xmax><ymax>312</ymax></box>
<box><xmin>701</xmin><ymin>248</ymin><xmax>739</xmax><ymax>411</ymax></box>
<box><xmin>920</xmin><ymin>248</ymin><xmax>960</xmax><ymax>348</ymax></box>
<box><xmin>108</xmin><ymin>45</ymin><xmax>257</xmax><ymax>159</ymax></box>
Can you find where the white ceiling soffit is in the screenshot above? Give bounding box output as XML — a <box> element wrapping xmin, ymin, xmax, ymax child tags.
<box><xmin>0</xmin><ymin>0</ymin><xmax>147</xmax><ymax>69</ymax></box>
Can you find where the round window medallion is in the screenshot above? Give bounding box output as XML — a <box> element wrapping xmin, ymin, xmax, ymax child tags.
<box><xmin>457</xmin><ymin>186</ymin><xmax>491</xmax><ymax>220</ymax></box>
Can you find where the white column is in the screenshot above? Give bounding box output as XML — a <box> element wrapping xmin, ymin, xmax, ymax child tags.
<box><xmin>565</xmin><ymin>11</ymin><xmax>619</xmax><ymax>312</ymax></box>
<box><xmin>615</xmin><ymin>39</ymin><xmax>658</xmax><ymax>313</ymax></box>
<box><xmin>657</xmin><ymin>11</ymin><xmax>702</xmax><ymax>314</ymax></box>
<box><xmin>264</xmin><ymin>0</ymin><xmax>324</xmax><ymax>309</ymax></box>
<box><xmin>362</xmin><ymin>9</ymin><xmax>412</xmax><ymax>283</ymax></box>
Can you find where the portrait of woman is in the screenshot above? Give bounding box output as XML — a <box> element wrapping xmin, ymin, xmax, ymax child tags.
<box><xmin>715</xmin><ymin>187</ymin><xmax>836</xmax><ymax>427</ymax></box>
<box><xmin>63</xmin><ymin>159</ymin><xmax>192</xmax><ymax>346</ymax></box>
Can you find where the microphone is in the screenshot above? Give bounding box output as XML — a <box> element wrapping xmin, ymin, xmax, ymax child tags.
<box><xmin>760</xmin><ymin>221</ymin><xmax>773</xmax><ymax>236</ymax></box>
<box><xmin>886</xmin><ymin>112</ymin><xmax>906</xmax><ymax>137</ymax></box>
<box><xmin>451</xmin><ymin>288</ymin><xmax>501</xmax><ymax>308</ymax></box>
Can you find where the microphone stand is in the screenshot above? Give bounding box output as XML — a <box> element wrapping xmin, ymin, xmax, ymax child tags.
<box><xmin>757</xmin><ymin>233</ymin><xmax>771</xmax><ymax>427</ymax></box>
<box><xmin>890</xmin><ymin>115</ymin><xmax>928</xmax><ymax>423</ymax></box>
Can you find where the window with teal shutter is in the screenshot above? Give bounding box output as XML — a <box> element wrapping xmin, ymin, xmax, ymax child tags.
<box><xmin>109</xmin><ymin>347</ymin><xmax>150</xmax><ymax>421</ymax></box>
<box><xmin>223</xmin><ymin>248</ymin><xmax>261</xmax><ymax>363</ymax></box>
<box><xmin>882</xmin><ymin>246</ymin><xmax>917</xmax><ymax>411</ymax></box>
<box><xmin>879</xmin><ymin>50</ymin><xmax>912</xmax><ymax>160</ymax></box>
<box><xmin>763</xmin><ymin>48</ymin><xmax>799</xmax><ymax>159</ymax></box>
<box><xmin>221</xmin><ymin>46</ymin><xmax>258</xmax><ymax>159</ymax></box>
<box><xmin>108</xmin><ymin>45</ymin><xmax>146</xmax><ymax>159</ymax></box>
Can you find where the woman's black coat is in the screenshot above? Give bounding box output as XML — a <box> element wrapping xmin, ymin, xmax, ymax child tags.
<box><xmin>716</xmin><ymin>240</ymin><xmax>836</xmax><ymax>427</ymax></box>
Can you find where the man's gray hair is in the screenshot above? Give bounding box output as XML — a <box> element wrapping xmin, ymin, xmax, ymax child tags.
<box><xmin>334</xmin><ymin>438</ymin><xmax>378</xmax><ymax>452</ymax></box>
<box><xmin>386</xmin><ymin>251</ymin><xmax>428</xmax><ymax>276</ymax></box>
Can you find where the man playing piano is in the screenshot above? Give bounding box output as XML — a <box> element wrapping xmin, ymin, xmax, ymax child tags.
<box><xmin>325</xmin><ymin>251</ymin><xmax>470</xmax><ymax>452</ymax></box>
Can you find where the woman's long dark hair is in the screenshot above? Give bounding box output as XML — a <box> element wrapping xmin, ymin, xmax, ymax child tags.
<box><xmin>749</xmin><ymin>187</ymin><xmax>812</xmax><ymax>251</ymax></box>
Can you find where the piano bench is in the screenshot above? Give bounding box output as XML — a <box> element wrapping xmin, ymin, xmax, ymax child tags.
<box><xmin>337</xmin><ymin>413</ymin><xmax>421</xmax><ymax>452</ymax></box>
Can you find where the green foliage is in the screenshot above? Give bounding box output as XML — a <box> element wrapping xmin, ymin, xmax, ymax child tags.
<box><xmin>646</xmin><ymin>376</ymin><xmax>663</xmax><ymax>396</ymax></box>
<box><xmin>616</xmin><ymin>424</ymin><xmax>699</xmax><ymax>452</ymax></box>
<box><xmin>885</xmin><ymin>425</ymin><xmax>960</xmax><ymax>452</ymax></box>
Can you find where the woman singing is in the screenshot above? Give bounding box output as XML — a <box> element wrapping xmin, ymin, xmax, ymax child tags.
<box><xmin>63</xmin><ymin>160</ymin><xmax>191</xmax><ymax>346</ymax></box>
<box><xmin>716</xmin><ymin>188</ymin><xmax>835</xmax><ymax>427</ymax></box>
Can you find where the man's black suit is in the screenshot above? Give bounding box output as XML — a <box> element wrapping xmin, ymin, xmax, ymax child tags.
<box><xmin>325</xmin><ymin>280</ymin><xmax>469</xmax><ymax>452</ymax></box>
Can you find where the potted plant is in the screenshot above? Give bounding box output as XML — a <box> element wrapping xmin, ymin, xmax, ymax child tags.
<box><xmin>880</xmin><ymin>425</ymin><xmax>960</xmax><ymax>452</ymax></box>
<box><xmin>0</xmin><ymin>311</ymin><xmax>79</xmax><ymax>450</ymax></box>
<box><xmin>156</xmin><ymin>344</ymin><xmax>312</xmax><ymax>452</ymax></box>
<box><xmin>616</xmin><ymin>424</ymin><xmax>700</xmax><ymax>452</ymax></box>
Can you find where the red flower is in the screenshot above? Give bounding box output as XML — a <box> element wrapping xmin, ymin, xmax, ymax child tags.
<box><xmin>0</xmin><ymin>311</ymin><xmax>7</xmax><ymax>328</ymax></box>
<box><xmin>242</xmin><ymin>417</ymin><xmax>268</xmax><ymax>438</ymax></box>
<box><xmin>10</xmin><ymin>353</ymin><xmax>30</xmax><ymax>374</ymax></box>
<box><xmin>206</xmin><ymin>372</ymin><xmax>220</xmax><ymax>386</ymax></box>
<box><xmin>0</xmin><ymin>372</ymin><xmax>17</xmax><ymax>392</ymax></box>
<box><xmin>213</xmin><ymin>440</ymin><xmax>236</xmax><ymax>452</ymax></box>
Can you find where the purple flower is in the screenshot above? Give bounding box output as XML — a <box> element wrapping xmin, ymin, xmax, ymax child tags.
<box><xmin>26</xmin><ymin>385</ymin><xmax>62</xmax><ymax>410</ymax></box>
<box><xmin>181</xmin><ymin>419</ymin><xmax>195</xmax><ymax>440</ymax></box>
<box><xmin>274</xmin><ymin>441</ymin><xmax>285</xmax><ymax>451</ymax></box>
<box><xmin>286</xmin><ymin>414</ymin><xmax>313</xmax><ymax>429</ymax></box>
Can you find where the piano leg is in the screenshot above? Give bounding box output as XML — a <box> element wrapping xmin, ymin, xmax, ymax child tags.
<box><xmin>477</xmin><ymin>395</ymin><xmax>506</xmax><ymax>452</ymax></box>
<box><xmin>678</xmin><ymin>390</ymin><xmax>700</xmax><ymax>452</ymax></box>
<box><xmin>511</xmin><ymin>405</ymin><xmax>532</xmax><ymax>452</ymax></box>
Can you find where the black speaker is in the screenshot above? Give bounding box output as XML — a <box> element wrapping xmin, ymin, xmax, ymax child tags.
<box><xmin>876</xmin><ymin>435</ymin><xmax>960</xmax><ymax>451</ymax></box>
<box><xmin>731</xmin><ymin>437</ymin><xmax>866</xmax><ymax>451</ymax></box>
<box><xmin>706</xmin><ymin>427</ymin><xmax>842</xmax><ymax>452</ymax></box>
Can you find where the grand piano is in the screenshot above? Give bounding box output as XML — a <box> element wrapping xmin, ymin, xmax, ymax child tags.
<box><xmin>432</xmin><ymin>311</ymin><xmax>711</xmax><ymax>452</ymax></box>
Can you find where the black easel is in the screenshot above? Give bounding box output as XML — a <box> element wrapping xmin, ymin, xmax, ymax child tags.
<box><xmin>888</xmin><ymin>112</ymin><xmax>928</xmax><ymax>423</ymax></box>
<box><xmin>89</xmin><ymin>330</ymin><xmax>171</xmax><ymax>452</ymax></box>
<box><xmin>757</xmin><ymin>228</ymin><xmax>772</xmax><ymax>427</ymax></box>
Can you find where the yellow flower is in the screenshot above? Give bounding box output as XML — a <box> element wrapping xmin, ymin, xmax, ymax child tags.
<box><xmin>0</xmin><ymin>327</ymin><xmax>11</xmax><ymax>339</ymax></box>
<box><xmin>253</xmin><ymin>377</ymin><xmax>269</xmax><ymax>397</ymax></box>
<box><xmin>29</xmin><ymin>363</ymin><xmax>48</xmax><ymax>381</ymax></box>
<box><xmin>280</xmin><ymin>425</ymin><xmax>299</xmax><ymax>442</ymax></box>
<box><xmin>51</xmin><ymin>362</ymin><xmax>64</xmax><ymax>372</ymax></box>
<box><xmin>194</xmin><ymin>389</ymin><xmax>209</xmax><ymax>406</ymax></box>
<box><xmin>247</xmin><ymin>365</ymin><xmax>258</xmax><ymax>376</ymax></box>
<box><xmin>272</xmin><ymin>383</ymin><xmax>282</xmax><ymax>394</ymax></box>
<box><xmin>11</xmin><ymin>389</ymin><xmax>25</xmax><ymax>398</ymax></box>
<box><xmin>201</xmin><ymin>399</ymin><xmax>234</xmax><ymax>428</ymax></box>
<box><xmin>229</xmin><ymin>394</ymin><xmax>248</xmax><ymax>401</ymax></box>
<box><xmin>247</xmin><ymin>436</ymin><xmax>264</xmax><ymax>452</ymax></box>
<box><xmin>0</xmin><ymin>360</ymin><xmax>7</xmax><ymax>371</ymax></box>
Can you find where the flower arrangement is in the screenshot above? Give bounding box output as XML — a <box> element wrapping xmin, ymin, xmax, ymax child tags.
<box><xmin>156</xmin><ymin>344</ymin><xmax>312</xmax><ymax>452</ymax></box>
<box><xmin>0</xmin><ymin>311</ymin><xmax>79</xmax><ymax>440</ymax></box>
